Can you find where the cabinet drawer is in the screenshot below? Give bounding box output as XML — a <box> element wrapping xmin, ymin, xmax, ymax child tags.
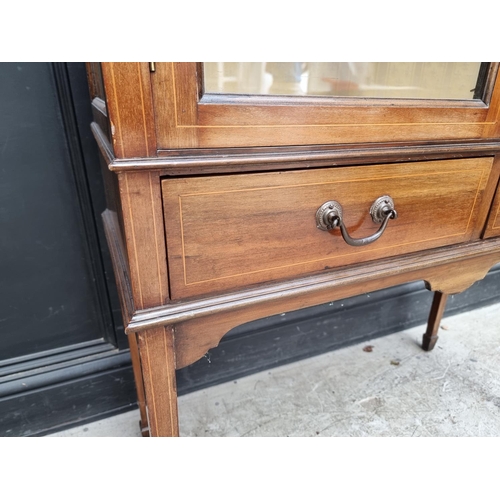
<box><xmin>162</xmin><ymin>158</ymin><xmax>493</xmax><ymax>299</ymax></box>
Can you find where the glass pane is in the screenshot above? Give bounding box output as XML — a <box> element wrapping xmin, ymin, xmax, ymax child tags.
<box><xmin>203</xmin><ymin>62</ymin><xmax>484</xmax><ymax>100</ymax></box>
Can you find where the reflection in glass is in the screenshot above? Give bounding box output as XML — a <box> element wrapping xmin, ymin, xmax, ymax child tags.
<box><xmin>203</xmin><ymin>62</ymin><xmax>483</xmax><ymax>100</ymax></box>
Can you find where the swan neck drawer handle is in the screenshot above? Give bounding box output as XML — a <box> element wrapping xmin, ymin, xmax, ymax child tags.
<box><xmin>316</xmin><ymin>195</ymin><xmax>398</xmax><ymax>247</ymax></box>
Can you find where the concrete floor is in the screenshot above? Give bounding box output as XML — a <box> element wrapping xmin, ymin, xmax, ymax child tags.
<box><xmin>50</xmin><ymin>301</ymin><xmax>500</xmax><ymax>437</ymax></box>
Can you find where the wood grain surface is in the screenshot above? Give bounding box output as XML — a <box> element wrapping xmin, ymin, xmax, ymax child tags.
<box><xmin>152</xmin><ymin>63</ymin><xmax>500</xmax><ymax>149</ymax></box>
<box><xmin>102</xmin><ymin>209</ymin><xmax>148</xmax><ymax>435</ymax></box>
<box><xmin>162</xmin><ymin>158</ymin><xmax>494</xmax><ymax>299</ymax></box>
<box><xmin>123</xmin><ymin>238</ymin><xmax>500</xmax><ymax>369</ymax></box>
<box><xmin>484</xmin><ymin>176</ymin><xmax>500</xmax><ymax>238</ymax></box>
<box><xmin>119</xmin><ymin>171</ymin><xmax>170</xmax><ymax>308</ymax></box>
<box><xmin>171</xmin><ymin>247</ymin><xmax>500</xmax><ymax>368</ymax></box>
<box><xmin>138</xmin><ymin>326</ymin><xmax>179</xmax><ymax>436</ymax></box>
<box><xmin>101</xmin><ymin>62</ymin><xmax>156</xmax><ymax>158</ymax></box>
<box><xmin>112</xmin><ymin>139</ymin><xmax>500</xmax><ymax>174</ymax></box>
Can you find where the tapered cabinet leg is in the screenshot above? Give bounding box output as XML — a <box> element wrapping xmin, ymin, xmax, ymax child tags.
<box><xmin>137</xmin><ymin>326</ymin><xmax>179</xmax><ymax>437</ymax></box>
<box><xmin>422</xmin><ymin>291</ymin><xmax>448</xmax><ymax>351</ymax></box>
<box><xmin>127</xmin><ymin>333</ymin><xmax>150</xmax><ymax>437</ymax></box>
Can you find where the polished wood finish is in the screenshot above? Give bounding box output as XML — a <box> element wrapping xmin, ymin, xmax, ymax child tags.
<box><xmin>162</xmin><ymin>158</ymin><xmax>494</xmax><ymax>299</ymax></box>
<box><xmin>88</xmin><ymin>137</ymin><xmax>500</xmax><ymax>173</ymax></box>
<box><xmin>137</xmin><ymin>326</ymin><xmax>179</xmax><ymax>437</ymax></box>
<box><xmin>422</xmin><ymin>292</ymin><xmax>448</xmax><ymax>351</ymax></box>
<box><xmin>104</xmin><ymin>208</ymin><xmax>500</xmax><ymax>371</ymax></box>
<box><xmin>118</xmin><ymin>171</ymin><xmax>169</xmax><ymax>309</ymax></box>
<box><xmin>127</xmin><ymin>332</ymin><xmax>149</xmax><ymax>436</ymax></box>
<box><xmin>152</xmin><ymin>63</ymin><xmax>500</xmax><ymax>149</ymax></box>
<box><xmin>484</xmin><ymin>176</ymin><xmax>500</xmax><ymax>238</ymax></box>
<box><xmin>101</xmin><ymin>62</ymin><xmax>157</xmax><ymax>158</ymax></box>
<box><xmin>102</xmin><ymin>209</ymin><xmax>148</xmax><ymax>435</ymax></box>
<box><xmin>102</xmin><ymin>210</ymin><xmax>134</xmax><ymax>322</ymax></box>
<box><xmin>126</xmin><ymin>239</ymin><xmax>500</xmax><ymax>369</ymax></box>
<box><xmin>88</xmin><ymin>62</ymin><xmax>500</xmax><ymax>436</ymax></box>
<box><xmin>150</xmin><ymin>62</ymin><xmax>199</xmax><ymax>149</ymax></box>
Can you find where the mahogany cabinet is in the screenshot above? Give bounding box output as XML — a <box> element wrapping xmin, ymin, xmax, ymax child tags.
<box><xmin>87</xmin><ymin>62</ymin><xmax>500</xmax><ymax>436</ymax></box>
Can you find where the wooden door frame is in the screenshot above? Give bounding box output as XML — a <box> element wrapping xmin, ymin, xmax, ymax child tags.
<box><xmin>150</xmin><ymin>62</ymin><xmax>500</xmax><ymax>149</ymax></box>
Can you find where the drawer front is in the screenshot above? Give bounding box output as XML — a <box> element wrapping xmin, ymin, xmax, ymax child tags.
<box><xmin>162</xmin><ymin>158</ymin><xmax>493</xmax><ymax>299</ymax></box>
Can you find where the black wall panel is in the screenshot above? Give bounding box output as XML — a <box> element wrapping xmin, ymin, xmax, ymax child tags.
<box><xmin>0</xmin><ymin>63</ymin><xmax>106</xmax><ymax>360</ymax></box>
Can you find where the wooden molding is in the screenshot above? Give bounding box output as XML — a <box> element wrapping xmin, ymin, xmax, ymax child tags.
<box><xmin>102</xmin><ymin>209</ymin><xmax>135</xmax><ymax>324</ymax></box>
<box><xmin>90</xmin><ymin>120</ymin><xmax>500</xmax><ymax>178</ymax></box>
<box><xmin>126</xmin><ymin>240</ymin><xmax>500</xmax><ymax>332</ymax></box>
<box><xmin>91</xmin><ymin>122</ymin><xmax>114</xmax><ymax>165</ymax></box>
<box><xmin>117</xmin><ymin>140</ymin><xmax>500</xmax><ymax>174</ymax></box>
<box><xmin>90</xmin><ymin>123</ymin><xmax>500</xmax><ymax>178</ymax></box>
<box><xmin>172</xmin><ymin>247</ymin><xmax>500</xmax><ymax>369</ymax></box>
<box><xmin>126</xmin><ymin>238</ymin><xmax>500</xmax><ymax>330</ymax></box>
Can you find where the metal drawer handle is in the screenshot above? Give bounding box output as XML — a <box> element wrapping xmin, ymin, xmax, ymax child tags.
<box><xmin>316</xmin><ymin>195</ymin><xmax>398</xmax><ymax>247</ymax></box>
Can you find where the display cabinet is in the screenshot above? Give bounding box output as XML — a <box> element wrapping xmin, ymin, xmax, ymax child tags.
<box><xmin>87</xmin><ymin>62</ymin><xmax>500</xmax><ymax>436</ymax></box>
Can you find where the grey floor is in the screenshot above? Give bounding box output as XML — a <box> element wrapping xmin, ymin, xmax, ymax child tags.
<box><xmin>50</xmin><ymin>301</ymin><xmax>500</xmax><ymax>437</ymax></box>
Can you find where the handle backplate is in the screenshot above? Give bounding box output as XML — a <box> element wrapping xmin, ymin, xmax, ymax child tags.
<box><xmin>315</xmin><ymin>195</ymin><xmax>398</xmax><ymax>247</ymax></box>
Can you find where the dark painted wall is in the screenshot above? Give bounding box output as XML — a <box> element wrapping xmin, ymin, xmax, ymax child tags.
<box><xmin>0</xmin><ymin>63</ymin><xmax>132</xmax><ymax>437</ymax></box>
<box><xmin>0</xmin><ymin>63</ymin><xmax>107</xmax><ymax>360</ymax></box>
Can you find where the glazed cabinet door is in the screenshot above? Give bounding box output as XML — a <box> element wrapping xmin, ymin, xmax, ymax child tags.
<box><xmin>150</xmin><ymin>62</ymin><xmax>500</xmax><ymax>150</ymax></box>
